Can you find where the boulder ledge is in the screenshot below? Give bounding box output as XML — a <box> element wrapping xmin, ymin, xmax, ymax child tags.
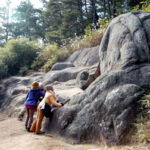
<box><xmin>45</xmin><ymin>11</ymin><xmax>150</xmax><ymax>145</ymax></box>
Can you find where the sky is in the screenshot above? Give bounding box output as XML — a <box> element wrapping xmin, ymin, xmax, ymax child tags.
<box><xmin>0</xmin><ymin>0</ymin><xmax>43</xmax><ymax>9</ymax></box>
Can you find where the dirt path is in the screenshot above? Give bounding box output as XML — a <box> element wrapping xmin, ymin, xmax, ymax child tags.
<box><xmin>0</xmin><ymin>114</ymin><xmax>100</xmax><ymax>150</ymax></box>
<box><xmin>0</xmin><ymin>114</ymin><xmax>150</xmax><ymax>150</ymax></box>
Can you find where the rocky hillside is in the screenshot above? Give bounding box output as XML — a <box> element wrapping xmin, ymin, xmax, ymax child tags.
<box><xmin>43</xmin><ymin>11</ymin><xmax>150</xmax><ymax>146</ymax></box>
<box><xmin>0</xmin><ymin>46</ymin><xmax>99</xmax><ymax>116</ymax></box>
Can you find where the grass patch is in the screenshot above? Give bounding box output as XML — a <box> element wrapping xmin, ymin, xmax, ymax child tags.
<box><xmin>133</xmin><ymin>94</ymin><xmax>150</xmax><ymax>143</ymax></box>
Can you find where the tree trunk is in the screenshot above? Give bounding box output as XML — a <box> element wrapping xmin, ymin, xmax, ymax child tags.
<box><xmin>5</xmin><ymin>0</ymin><xmax>10</xmax><ymax>42</ymax></box>
<box><xmin>107</xmin><ymin>0</ymin><xmax>111</xmax><ymax>19</ymax></box>
<box><xmin>103</xmin><ymin>0</ymin><xmax>106</xmax><ymax>17</ymax></box>
<box><xmin>84</xmin><ymin>0</ymin><xmax>88</xmax><ymax>15</ymax></box>
<box><xmin>91</xmin><ymin>0</ymin><xmax>97</xmax><ymax>27</ymax></box>
<box><xmin>112</xmin><ymin>0</ymin><xmax>116</xmax><ymax>17</ymax></box>
<box><xmin>77</xmin><ymin>0</ymin><xmax>83</xmax><ymax>21</ymax></box>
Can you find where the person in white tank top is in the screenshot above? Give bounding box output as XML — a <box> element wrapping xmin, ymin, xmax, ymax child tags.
<box><xmin>30</xmin><ymin>85</ymin><xmax>62</xmax><ymax>134</ymax></box>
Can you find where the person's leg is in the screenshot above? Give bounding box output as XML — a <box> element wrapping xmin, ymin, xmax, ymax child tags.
<box><xmin>30</xmin><ymin>119</ymin><xmax>37</xmax><ymax>132</ymax></box>
<box><xmin>25</xmin><ymin>108</ymin><xmax>29</xmax><ymax>129</ymax></box>
<box><xmin>30</xmin><ymin>109</ymin><xmax>39</xmax><ymax>132</ymax></box>
<box><xmin>35</xmin><ymin>107</ymin><xmax>44</xmax><ymax>134</ymax></box>
<box><xmin>27</xmin><ymin>109</ymin><xmax>35</xmax><ymax>130</ymax></box>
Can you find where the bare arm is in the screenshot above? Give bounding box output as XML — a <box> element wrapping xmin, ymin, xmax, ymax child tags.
<box><xmin>49</xmin><ymin>95</ymin><xmax>62</xmax><ymax>107</ymax></box>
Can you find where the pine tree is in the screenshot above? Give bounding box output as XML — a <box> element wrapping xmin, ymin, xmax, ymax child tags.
<box><xmin>43</xmin><ymin>0</ymin><xmax>63</xmax><ymax>44</ymax></box>
<box><xmin>61</xmin><ymin>0</ymin><xmax>83</xmax><ymax>39</ymax></box>
<box><xmin>43</xmin><ymin>0</ymin><xmax>87</xmax><ymax>44</ymax></box>
<box><xmin>12</xmin><ymin>1</ymin><xmax>43</xmax><ymax>40</ymax></box>
<box><xmin>0</xmin><ymin>0</ymin><xmax>11</xmax><ymax>46</ymax></box>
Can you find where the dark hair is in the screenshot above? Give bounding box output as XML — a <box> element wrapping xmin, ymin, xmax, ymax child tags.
<box><xmin>45</xmin><ymin>85</ymin><xmax>53</xmax><ymax>91</ymax></box>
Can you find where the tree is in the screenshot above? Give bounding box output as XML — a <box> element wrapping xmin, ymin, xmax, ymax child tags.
<box><xmin>12</xmin><ymin>1</ymin><xmax>43</xmax><ymax>41</ymax></box>
<box><xmin>61</xmin><ymin>0</ymin><xmax>84</xmax><ymax>38</ymax></box>
<box><xmin>43</xmin><ymin>0</ymin><xmax>88</xmax><ymax>44</ymax></box>
<box><xmin>0</xmin><ymin>0</ymin><xmax>144</xmax><ymax>48</ymax></box>
<box><xmin>91</xmin><ymin>0</ymin><xmax>99</xmax><ymax>26</ymax></box>
<box><xmin>43</xmin><ymin>0</ymin><xmax>63</xmax><ymax>44</ymax></box>
<box><xmin>0</xmin><ymin>0</ymin><xmax>11</xmax><ymax>46</ymax></box>
<box><xmin>128</xmin><ymin>0</ymin><xmax>143</xmax><ymax>8</ymax></box>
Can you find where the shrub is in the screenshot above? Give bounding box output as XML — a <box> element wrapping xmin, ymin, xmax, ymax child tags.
<box><xmin>132</xmin><ymin>0</ymin><xmax>150</xmax><ymax>11</ymax></box>
<box><xmin>0</xmin><ymin>38</ymin><xmax>40</xmax><ymax>78</ymax></box>
<box><xmin>133</xmin><ymin>95</ymin><xmax>150</xmax><ymax>143</ymax></box>
<box><xmin>60</xmin><ymin>22</ymin><xmax>108</xmax><ymax>53</ymax></box>
<box><xmin>32</xmin><ymin>21</ymin><xmax>109</xmax><ymax>72</ymax></box>
<box><xmin>99</xmin><ymin>17</ymin><xmax>110</xmax><ymax>29</ymax></box>
<box><xmin>31</xmin><ymin>43</ymin><xmax>70</xmax><ymax>72</ymax></box>
<box><xmin>0</xmin><ymin>61</ymin><xmax>8</xmax><ymax>79</ymax></box>
<box><xmin>19</xmin><ymin>66</ymin><xmax>29</xmax><ymax>76</ymax></box>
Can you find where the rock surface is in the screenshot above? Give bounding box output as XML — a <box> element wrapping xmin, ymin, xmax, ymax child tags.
<box><xmin>76</xmin><ymin>70</ymin><xmax>89</xmax><ymax>89</ymax></box>
<box><xmin>66</xmin><ymin>46</ymin><xmax>99</xmax><ymax>66</ymax></box>
<box><xmin>0</xmin><ymin>46</ymin><xmax>98</xmax><ymax>116</ymax></box>
<box><xmin>0</xmin><ymin>73</ymin><xmax>45</xmax><ymax>115</ymax></box>
<box><xmin>51</xmin><ymin>62</ymin><xmax>74</xmax><ymax>71</ymax></box>
<box><xmin>76</xmin><ymin>63</ymin><xmax>101</xmax><ymax>90</ymax></box>
<box><xmin>43</xmin><ymin>67</ymin><xmax>86</xmax><ymax>85</ymax></box>
<box><xmin>43</xmin><ymin>11</ymin><xmax>150</xmax><ymax>146</ymax></box>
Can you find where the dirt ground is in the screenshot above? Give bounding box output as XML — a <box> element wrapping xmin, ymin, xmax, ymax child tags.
<box><xmin>0</xmin><ymin>113</ymin><xmax>150</xmax><ymax>150</ymax></box>
<box><xmin>0</xmin><ymin>113</ymin><xmax>99</xmax><ymax>150</ymax></box>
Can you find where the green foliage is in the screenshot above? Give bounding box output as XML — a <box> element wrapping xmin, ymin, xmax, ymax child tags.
<box><xmin>133</xmin><ymin>94</ymin><xmax>150</xmax><ymax>143</ymax></box>
<box><xmin>132</xmin><ymin>0</ymin><xmax>150</xmax><ymax>11</ymax></box>
<box><xmin>140</xmin><ymin>96</ymin><xmax>150</xmax><ymax>111</ymax></box>
<box><xmin>0</xmin><ymin>60</ymin><xmax>8</xmax><ymax>79</ymax></box>
<box><xmin>12</xmin><ymin>1</ymin><xmax>43</xmax><ymax>40</ymax></box>
<box><xmin>0</xmin><ymin>38</ymin><xmax>40</xmax><ymax>78</ymax></box>
<box><xmin>42</xmin><ymin>0</ymin><xmax>63</xmax><ymax>44</ymax></box>
<box><xmin>1</xmin><ymin>0</ymin><xmax>145</xmax><ymax>46</ymax></box>
<box><xmin>19</xmin><ymin>66</ymin><xmax>28</xmax><ymax>76</ymax></box>
<box><xmin>140</xmin><ymin>0</ymin><xmax>150</xmax><ymax>11</ymax></box>
<box><xmin>134</xmin><ymin>118</ymin><xmax>150</xmax><ymax>143</ymax></box>
<box><xmin>31</xmin><ymin>43</ymin><xmax>70</xmax><ymax>72</ymax></box>
<box><xmin>0</xmin><ymin>1</ymin><xmax>12</xmax><ymax>44</ymax></box>
<box><xmin>32</xmin><ymin>17</ymin><xmax>107</xmax><ymax>73</ymax></box>
<box><xmin>42</xmin><ymin>0</ymin><xmax>88</xmax><ymax>45</ymax></box>
<box><xmin>40</xmin><ymin>43</ymin><xmax>59</xmax><ymax>71</ymax></box>
<box><xmin>61</xmin><ymin>0</ymin><xmax>85</xmax><ymax>39</ymax></box>
<box><xmin>128</xmin><ymin>0</ymin><xmax>143</xmax><ymax>8</ymax></box>
<box><xmin>99</xmin><ymin>17</ymin><xmax>110</xmax><ymax>29</ymax></box>
<box><xmin>60</xmin><ymin>25</ymin><xmax>106</xmax><ymax>53</ymax></box>
<box><xmin>45</xmin><ymin>30</ymin><xmax>63</xmax><ymax>46</ymax></box>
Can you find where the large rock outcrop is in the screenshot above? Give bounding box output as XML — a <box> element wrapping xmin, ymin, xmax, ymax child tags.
<box><xmin>44</xmin><ymin>11</ymin><xmax>150</xmax><ymax>145</ymax></box>
<box><xmin>0</xmin><ymin>47</ymin><xmax>99</xmax><ymax>116</ymax></box>
<box><xmin>66</xmin><ymin>46</ymin><xmax>99</xmax><ymax>67</ymax></box>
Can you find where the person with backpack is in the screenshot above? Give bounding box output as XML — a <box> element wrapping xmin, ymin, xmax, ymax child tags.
<box><xmin>30</xmin><ymin>85</ymin><xmax>63</xmax><ymax>134</ymax></box>
<box><xmin>24</xmin><ymin>81</ymin><xmax>45</xmax><ymax>132</ymax></box>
